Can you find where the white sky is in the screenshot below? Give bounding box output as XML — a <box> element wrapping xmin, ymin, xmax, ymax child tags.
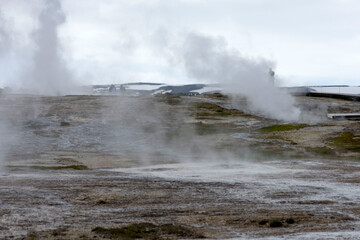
<box><xmin>0</xmin><ymin>0</ymin><xmax>360</xmax><ymax>86</ymax></box>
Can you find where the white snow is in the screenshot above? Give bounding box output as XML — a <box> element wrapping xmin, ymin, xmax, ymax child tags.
<box><xmin>311</xmin><ymin>86</ymin><xmax>360</xmax><ymax>95</ymax></box>
<box><xmin>152</xmin><ymin>89</ymin><xmax>172</xmax><ymax>95</ymax></box>
<box><xmin>189</xmin><ymin>86</ymin><xmax>221</xmax><ymax>94</ymax></box>
<box><xmin>124</xmin><ymin>84</ymin><xmax>166</xmax><ymax>91</ymax></box>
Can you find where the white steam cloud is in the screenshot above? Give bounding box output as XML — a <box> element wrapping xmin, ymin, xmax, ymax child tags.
<box><xmin>24</xmin><ymin>0</ymin><xmax>77</xmax><ymax>96</ymax></box>
<box><xmin>0</xmin><ymin>15</ymin><xmax>10</xmax><ymax>56</ymax></box>
<box><xmin>180</xmin><ymin>33</ymin><xmax>301</xmax><ymax>121</ymax></box>
<box><xmin>156</xmin><ymin>31</ymin><xmax>301</xmax><ymax>121</ymax></box>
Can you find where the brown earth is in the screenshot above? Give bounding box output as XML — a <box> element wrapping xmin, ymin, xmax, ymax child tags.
<box><xmin>0</xmin><ymin>93</ymin><xmax>360</xmax><ymax>239</ymax></box>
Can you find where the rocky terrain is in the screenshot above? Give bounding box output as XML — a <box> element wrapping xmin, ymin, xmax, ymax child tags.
<box><xmin>0</xmin><ymin>93</ymin><xmax>360</xmax><ymax>239</ymax></box>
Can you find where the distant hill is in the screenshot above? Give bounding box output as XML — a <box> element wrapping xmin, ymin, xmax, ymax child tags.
<box><xmin>92</xmin><ymin>83</ymin><xmax>221</xmax><ymax>95</ymax></box>
<box><xmin>91</xmin><ymin>83</ymin><xmax>360</xmax><ymax>98</ymax></box>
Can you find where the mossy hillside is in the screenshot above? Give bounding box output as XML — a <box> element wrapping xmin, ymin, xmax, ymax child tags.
<box><xmin>305</xmin><ymin>146</ymin><xmax>337</xmax><ymax>157</ymax></box>
<box><xmin>194</xmin><ymin>102</ymin><xmax>253</xmax><ymax>118</ymax></box>
<box><xmin>202</xmin><ymin>92</ymin><xmax>228</xmax><ymax>100</ymax></box>
<box><xmin>327</xmin><ymin>132</ymin><xmax>360</xmax><ymax>151</ymax></box>
<box><xmin>263</xmin><ymin>135</ymin><xmax>297</xmax><ymax>145</ymax></box>
<box><xmin>194</xmin><ymin>122</ymin><xmax>238</xmax><ymax>135</ymax></box>
<box><xmin>258</xmin><ymin>124</ymin><xmax>307</xmax><ymax>133</ymax></box>
<box><xmin>155</xmin><ymin>94</ymin><xmax>181</xmax><ymax>105</ymax></box>
<box><xmin>195</xmin><ymin>102</ymin><xmax>231</xmax><ymax>116</ymax></box>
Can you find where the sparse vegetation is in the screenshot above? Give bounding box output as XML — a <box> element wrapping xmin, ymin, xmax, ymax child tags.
<box><xmin>259</xmin><ymin>219</ymin><xmax>286</xmax><ymax>227</ymax></box>
<box><xmin>203</xmin><ymin>92</ymin><xmax>228</xmax><ymax>99</ymax></box>
<box><xmin>155</xmin><ymin>94</ymin><xmax>181</xmax><ymax>105</ymax></box>
<box><xmin>305</xmin><ymin>146</ymin><xmax>336</xmax><ymax>156</ymax></box>
<box><xmin>258</xmin><ymin>219</ymin><xmax>268</xmax><ymax>225</ymax></box>
<box><xmin>268</xmin><ymin>219</ymin><xmax>283</xmax><ymax>227</ymax></box>
<box><xmin>258</xmin><ymin>124</ymin><xmax>306</xmax><ymax>133</ymax></box>
<box><xmin>195</xmin><ymin>102</ymin><xmax>231</xmax><ymax>117</ymax></box>
<box><xmin>328</xmin><ymin>132</ymin><xmax>360</xmax><ymax>151</ymax></box>
<box><xmin>50</xmin><ymin>228</ymin><xmax>66</xmax><ymax>237</ymax></box>
<box><xmin>286</xmin><ymin>218</ymin><xmax>295</xmax><ymax>224</ymax></box>
<box><xmin>264</xmin><ymin>135</ymin><xmax>285</xmax><ymax>140</ymax></box>
<box><xmin>92</xmin><ymin>223</ymin><xmax>204</xmax><ymax>239</ymax></box>
<box><xmin>30</xmin><ymin>165</ymin><xmax>89</xmax><ymax>170</ymax></box>
<box><xmin>194</xmin><ymin>102</ymin><xmax>253</xmax><ymax>119</ymax></box>
<box><xmin>194</xmin><ymin>122</ymin><xmax>237</xmax><ymax>135</ymax></box>
<box><xmin>60</xmin><ymin>121</ymin><xmax>70</xmax><ymax>127</ymax></box>
<box><xmin>24</xmin><ymin>232</ymin><xmax>37</xmax><ymax>240</ymax></box>
<box><xmin>96</xmin><ymin>199</ymin><xmax>107</xmax><ymax>205</ymax></box>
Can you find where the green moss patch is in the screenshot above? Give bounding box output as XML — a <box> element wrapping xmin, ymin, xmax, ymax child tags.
<box><xmin>203</xmin><ymin>93</ymin><xmax>228</xmax><ymax>99</ymax></box>
<box><xmin>305</xmin><ymin>146</ymin><xmax>336</xmax><ymax>157</ymax></box>
<box><xmin>327</xmin><ymin>132</ymin><xmax>360</xmax><ymax>151</ymax></box>
<box><xmin>195</xmin><ymin>102</ymin><xmax>231</xmax><ymax>116</ymax></box>
<box><xmin>258</xmin><ymin>124</ymin><xmax>306</xmax><ymax>133</ymax></box>
<box><xmin>96</xmin><ymin>199</ymin><xmax>107</xmax><ymax>205</ymax></box>
<box><xmin>155</xmin><ymin>95</ymin><xmax>181</xmax><ymax>105</ymax></box>
<box><xmin>60</xmin><ymin>121</ymin><xmax>70</xmax><ymax>127</ymax></box>
<box><xmin>194</xmin><ymin>102</ymin><xmax>252</xmax><ymax>119</ymax></box>
<box><xmin>92</xmin><ymin>223</ymin><xmax>204</xmax><ymax>239</ymax></box>
<box><xmin>268</xmin><ymin>219</ymin><xmax>283</xmax><ymax>228</ymax></box>
<box><xmin>194</xmin><ymin>122</ymin><xmax>237</xmax><ymax>135</ymax></box>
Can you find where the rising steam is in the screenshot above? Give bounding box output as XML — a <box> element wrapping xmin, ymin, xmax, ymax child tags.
<box><xmin>162</xmin><ymin>32</ymin><xmax>301</xmax><ymax>121</ymax></box>
<box><xmin>0</xmin><ymin>14</ymin><xmax>10</xmax><ymax>57</ymax></box>
<box><xmin>25</xmin><ymin>0</ymin><xmax>77</xmax><ymax>96</ymax></box>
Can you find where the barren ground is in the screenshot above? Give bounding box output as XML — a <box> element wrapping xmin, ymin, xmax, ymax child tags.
<box><xmin>1</xmin><ymin>93</ymin><xmax>360</xmax><ymax>239</ymax></box>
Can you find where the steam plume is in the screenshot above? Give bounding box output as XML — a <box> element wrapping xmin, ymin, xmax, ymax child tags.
<box><xmin>26</xmin><ymin>0</ymin><xmax>76</xmax><ymax>96</ymax></box>
<box><xmin>168</xmin><ymin>32</ymin><xmax>301</xmax><ymax>121</ymax></box>
<box><xmin>0</xmin><ymin>15</ymin><xmax>10</xmax><ymax>56</ymax></box>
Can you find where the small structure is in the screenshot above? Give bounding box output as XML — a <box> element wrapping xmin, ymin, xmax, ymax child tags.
<box><xmin>109</xmin><ymin>84</ymin><xmax>116</xmax><ymax>93</ymax></box>
<box><xmin>328</xmin><ymin>113</ymin><xmax>360</xmax><ymax>121</ymax></box>
<box><xmin>119</xmin><ymin>85</ymin><xmax>126</xmax><ymax>92</ymax></box>
<box><xmin>269</xmin><ymin>68</ymin><xmax>275</xmax><ymax>85</ymax></box>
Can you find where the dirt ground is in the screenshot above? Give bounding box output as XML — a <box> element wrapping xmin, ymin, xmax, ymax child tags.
<box><xmin>1</xmin><ymin>93</ymin><xmax>360</xmax><ymax>239</ymax></box>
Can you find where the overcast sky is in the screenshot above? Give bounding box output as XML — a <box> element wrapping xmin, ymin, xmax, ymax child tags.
<box><xmin>0</xmin><ymin>0</ymin><xmax>359</xmax><ymax>87</ymax></box>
